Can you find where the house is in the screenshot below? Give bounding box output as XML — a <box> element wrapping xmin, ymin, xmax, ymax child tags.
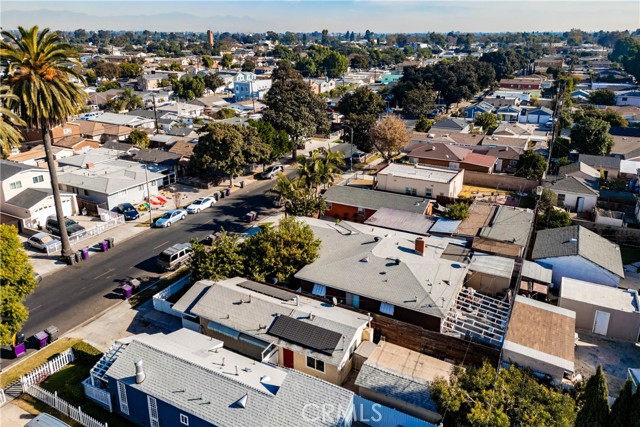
<box><xmin>499</xmin><ymin>77</ymin><xmax>543</xmax><ymax>90</ymax></box>
<box><xmin>234</xmin><ymin>79</ymin><xmax>272</xmax><ymax>101</ymax></box>
<box><xmin>137</xmin><ymin>73</ymin><xmax>170</xmax><ymax>91</ymax></box>
<box><xmin>482</xmin><ymin>97</ymin><xmax>521</xmax><ymax>110</ymax></box>
<box><xmin>294</xmin><ymin>218</ymin><xmax>469</xmax><ymax>333</ymax></box>
<box><xmin>492</xmin><ymin>122</ymin><xmax>536</xmax><ymax>139</ymax></box>
<box><xmin>157</xmin><ymin>102</ymin><xmax>205</xmax><ymax>118</ymax></box>
<box><xmin>0</xmin><ymin>159</ymin><xmax>78</xmax><ymax>229</ymax></box>
<box><xmin>463</xmin><ymin>101</ymin><xmax>494</xmax><ymax>120</ymax></box>
<box><xmin>606</xmin><ymin>105</ymin><xmax>640</xmax><ymax>126</ymax></box>
<box><xmin>407</xmin><ymin>142</ymin><xmax>497</xmax><ymax>173</ymax></box>
<box><xmin>102</xmin><ymin>125</ymin><xmax>135</xmax><ymax>142</ymax></box>
<box><xmin>52</xmin><ymin>136</ymin><xmax>100</xmax><ymax>153</ymax></box>
<box><xmin>364</xmin><ymin>208</ymin><xmax>437</xmax><ymax>236</ymax></box>
<box><xmin>70</xmin><ymin>120</ymin><xmax>106</xmax><ymax>142</ymax></box>
<box><xmin>491</xmin><ymin>91</ymin><xmax>532</xmax><ymax>104</ymax></box>
<box><xmin>578</xmin><ymin>154</ymin><xmax>621</xmax><ymax>179</ymax></box>
<box><xmin>502</xmin><ymin>296</ymin><xmax>576</xmax><ymax>385</ymax></box>
<box><xmin>471</xmin><ymin>205</ymin><xmax>534</xmax><ymax>258</ymax></box>
<box><xmin>89</xmin><ymin>112</ymin><xmax>155</xmax><ymax>129</ymax></box>
<box><xmin>323</xmin><ymin>185</ymin><xmax>432</xmax><ymax>221</ymax></box>
<box><xmin>168</xmin><ymin>140</ymin><xmax>197</xmax><ymax>160</ymax></box>
<box><xmin>608</xmin><ymin>127</ymin><xmax>640</xmax><ymax>161</ymax></box>
<box><xmin>304</xmin><ymin>78</ymin><xmax>336</xmax><ymax>94</ymax></box>
<box><xmin>375</xmin><ymin>163</ymin><xmax>464</xmax><ymax>199</ymax></box>
<box><xmin>129</xmin><ymin>148</ymin><xmax>183</xmax><ymax>180</ymax></box>
<box><xmin>88</xmin><ymin>89</ymin><xmax>123</xmax><ymax>106</ymax></box>
<box><xmin>475</xmin><ymin>146</ymin><xmax>523</xmax><ymax>173</ymax></box>
<box><xmin>173</xmin><ymin>277</ymin><xmax>370</xmax><ymax>386</ymax></box>
<box><xmin>531</xmin><ymin>225</ymin><xmax>625</xmax><ymax>287</ymax></box>
<box><xmin>56</xmin><ymin>159</ymin><xmax>165</xmax><ymax>210</ymax></box>
<box><xmin>544</xmin><ymin>175</ymin><xmax>599</xmax><ymax>213</ymax></box>
<box><xmin>519</xmin><ymin>106</ymin><xmax>553</xmax><ymax>124</ymax></box>
<box><xmin>481</xmin><ymin>135</ymin><xmax>529</xmax><ymax>150</ymax></box>
<box><xmin>430</xmin><ymin>117</ymin><xmax>471</xmax><ymax>133</ymax></box>
<box><xmin>354</xmin><ymin>341</ymin><xmax>453</xmax><ymax>424</ymax></box>
<box><xmin>615</xmin><ymin>90</ymin><xmax>640</xmax><ymax>108</ymax></box>
<box><xmin>86</xmin><ymin>329</ymin><xmax>355</xmax><ymax>427</ymax></box>
<box><xmin>557</xmin><ymin>162</ymin><xmax>600</xmax><ymax>183</ymax></box>
<box><xmin>558</xmin><ymin>277</ymin><xmax>640</xmax><ymax>342</ymax></box>
<box><xmin>7</xmin><ymin>146</ymin><xmax>74</xmax><ymax>167</ymax></box>
<box><xmin>422</xmin><ymin>131</ymin><xmax>485</xmax><ymax>147</ymax></box>
<box><xmin>496</xmin><ymin>105</ymin><xmax>523</xmax><ymax>123</ymax></box>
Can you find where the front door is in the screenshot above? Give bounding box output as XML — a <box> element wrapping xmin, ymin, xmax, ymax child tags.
<box><xmin>495</xmin><ymin>159</ymin><xmax>503</xmax><ymax>172</ymax></box>
<box><xmin>576</xmin><ymin>197</ymin><xmax>585</xmax><ymax>213</ymax></box>
<box><xmin>593</xmin><ymin>310</ymin><xmax>610</xmax><ymax>336</ymax></box>
<box><xmin>283</xmin><ymin>349</ymin><xmax>294</xmax><ymax>368</ymax></box>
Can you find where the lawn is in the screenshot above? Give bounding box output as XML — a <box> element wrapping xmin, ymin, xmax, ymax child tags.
<box><xmin>620</xmin><ymin>245</ymin><xmax>640</xmax><ymax>265</ymax></box>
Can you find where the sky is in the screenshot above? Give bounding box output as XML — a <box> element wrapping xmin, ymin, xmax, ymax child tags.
<box><xmin>2</xmin><ymin>1</ymin><xmax>638</xmax><ymax>33</ymax></box>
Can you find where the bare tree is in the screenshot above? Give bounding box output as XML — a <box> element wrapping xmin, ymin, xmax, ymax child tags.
<box><xmin>369</xmin><ymin>115</ymin><xmax>410</xmax><ymax>162</ymax></box>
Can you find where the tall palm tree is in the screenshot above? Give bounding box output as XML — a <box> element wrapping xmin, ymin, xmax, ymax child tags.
<box><xmin>2</xmin><ymin>26</ymin><xmax>87</xmax><ymax>257</ymax></box>
<box><xmin>0</xmin><ymin>85</ymin><xmax>25</xmax><ymax>158</ymax></box>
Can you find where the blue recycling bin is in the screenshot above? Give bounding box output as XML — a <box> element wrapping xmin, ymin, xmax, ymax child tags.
<box><xmin>34</xmin><ymin>331</ymin><xmax>48</xmax><ymax>349</ymax></box>
<box><xmin>100</xmin><ymin>240</ymin><xmax>109</xmax><ymax>252</ymax></box>
<box><xmin>81</xmin><ymin>247</ymin><xmax>89</xmax><ymax>260</ymax></box>
<box><xmin>121</xmin><ymin>284</ymin><xmax>132</xmax><ymax>299</ymax></box>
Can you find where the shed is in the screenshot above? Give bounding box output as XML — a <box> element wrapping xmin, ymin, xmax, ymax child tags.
<box><xmin>558</xmin><ymin>277</ymin><xmax>640</xmax><ymax>342</ymax></box>
<box><xmin>467</xmin><ymin>253</ymin><xmax>515</xmax><ymax>297</ymax></box>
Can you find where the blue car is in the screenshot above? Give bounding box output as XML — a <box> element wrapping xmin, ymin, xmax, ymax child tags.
<box><xmin>154</xmin><ymin>209</ymin><xmax>187</xmax><ymax>228</ymax></box>
<box><xmin>115</xmin><ymin>203</ymin><xmax>140</xmax><ymax>221</ymax></box>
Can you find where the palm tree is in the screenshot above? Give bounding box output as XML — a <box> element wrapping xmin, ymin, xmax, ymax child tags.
<box><xmin>2</xmin><ymin>26</ymin><xmax>87</xmax><ymax>257</ymax></box>
<box><xmin>0</xmin><ymin>85</ymin><xmax>25</xmax><ymax>158</ymax></box>
<box><xmin>119</xmin><ymin>87</ymin><xmax>143</xmax><ymax>111</ymax></box>
<box><xmin>268</xmin><ymin>174</ymin><xmax>298</xmax><ymax>214</ymax></box>
<box><xmin>319</xmin><ymin>148</ymin><xmax>345</xmax><ymax>189</ymax></box>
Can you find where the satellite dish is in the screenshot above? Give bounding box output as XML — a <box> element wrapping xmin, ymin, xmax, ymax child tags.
<box><xmin>332</xmin><ymin>297</ymin><xmax>338</xmax><ymax>306</ymax></box>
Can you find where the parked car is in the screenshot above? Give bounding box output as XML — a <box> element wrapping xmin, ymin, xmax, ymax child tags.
<box><xmin>351</xmin><ymin>151</ymin><xmax>367</xmax><ymax>163</ymax></box>
<box><xmin>115</xmin><ymin>203</ymin><xmax>140</xmax><ymax>221</ymax></box>
<box><xmin>157</xmin><ymin>242</ymin><xmax>193</xmax><ymax>271</ymax></box>
<box><xmin>261</xmin><ymin>164</ymin><xmax>284</xmax><ymax>179</ymax></box>
<box><xmin>45</xmin><ymin>216</ymin><xmax>85</xmax><ymax>237</ymax></box>
<box><xmin>27</xmin><ymin>232</ymin><xmax>60</xmax><ymax>252</ymax></box>
<box><xmin>186</xmin><ymin>196</ymin><xmax>216</xmax><ymax>214</ymax></box>
<box><xmin>153</xmin><ymin>209</ymin><xmax>187</xmax><ymax>227</ymax></box>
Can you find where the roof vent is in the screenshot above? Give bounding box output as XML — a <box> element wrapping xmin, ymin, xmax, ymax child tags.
<box><xmin>395</xmin><ymin>258</ymin><xmax>402</xmax><ymax>265</ymax></box>
<box><xmin>260</xmin><ymin>375</ymin><xmax>271</xmax><ymax>384</ymax></box>
<box><xmin>374</xmin><ymin>236</ymin><xmax>382</xmax><ymax>242</ymax></box>
<box><xmin>235</xmin><ymin>393</ymin><xmax>248</xmax><ymax>408</ymax></box>
<box><xmin>135</xmin><ymin>360</ymin><xmax>145</xmax><ymax>384</ymax></box>
<box><xmin>361</xmin><ymin>256</ymin><xmax>369</xmax><ymax>263</ymax></box>
<box><xmin>569</xmin><ymin>238</ymin><xmax>577</xmax><ymax>243</ymax></box>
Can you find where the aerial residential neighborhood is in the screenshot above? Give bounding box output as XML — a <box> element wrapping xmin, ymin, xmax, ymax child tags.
<box><xmin>1</xmin><ymin>1</ymin><xmax>640</xmax><ymax>426</ymax></box>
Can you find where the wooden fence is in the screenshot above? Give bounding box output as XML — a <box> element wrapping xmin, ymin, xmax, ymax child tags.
<box><xmin>24</xmin><ymin>384</ymin><xmax>108</xmax><ymax>427</ymax></box>
<box><xmin>20</xmin><ymin>349</ymin><xmax>75</xmax><ymax>390</ymax></box>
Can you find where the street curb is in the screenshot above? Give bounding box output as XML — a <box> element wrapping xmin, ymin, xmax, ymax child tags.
<box><xmin>63</xmin><ymin>299</ymin><xmax>127</xmax><ymax>338</ymax></box>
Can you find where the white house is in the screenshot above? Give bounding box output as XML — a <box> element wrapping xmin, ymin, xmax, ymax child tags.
<box><xmin>616</xmin><ymin>91</ymin><xmax>640</xmax><ymax>108</ymax></box>
<box><xmin>531</xmin><ymin>225</ymin><xmax>625</xmax><ymax>287</ymax></box>
<box><xmin>234</xmin><ymin>79</ymin><xmax>272</xmax><ymax>101</ymax></box>
<box><xmin>544</xmin><ymin>175</ymin><xmax>599</xmax><ymax>213</ymax></box>
<box><xmin>375</xmin><ymin>163</ymin><xmax>464</xmax><ymax>198</ymax></box>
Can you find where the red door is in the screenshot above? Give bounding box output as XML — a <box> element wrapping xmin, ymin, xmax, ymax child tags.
<box><xmin>283</xmin><ymin>349</ymin><xmax>294</xmax><ymax>368</ymax></box>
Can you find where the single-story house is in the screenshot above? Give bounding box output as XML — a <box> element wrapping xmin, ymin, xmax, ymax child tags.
<box><xmin>474</xmin><ymin>146</ymin><xmax>523</xmax><ymax>173</ymax></box>
<box><xmin>544</xmin><ymin>175</ymin><xmax>599</xmax><ymax>213</ymax></box>
<box><xmin>558</xmin><ymin>162</ymin><xmax>600</xmax><ymax>183</ymax></box>
<box><xmin>499</xmin><ymin>77</ymin><xmax>543</xmax><ymax>90</ymax></box>
<box><xmin>375</xmin><ymin>163</ymin><xmax>464</xmax><ymax>199</ymax></box>
<box><xmin>496</xmin><ymin>105</ymin><xmax>523</xmax><ymax>123</ymax></box>
<box><xmin>70</xmin><ymin>120</ymin><xmax>106</xmax><ymax>141</ymax></box>
<box><xmin>463</xmin><ymin>102</ymin><xmax>494</xmax><ymax>120</ymax></box>
<box><xmin>578</xmin><ymin>154</ymin><xmax>621</xmax><ymax>179</ymax></box>
<box><xmin>89</xmin><ymin>112</ymin><xmax>155</xmax><ymax>129</ymax></box>
<box><xmin>609</xmin><ymin>127</ymin><xmax>640</xmax><ymax>161</ymax></box>
<box><xmin>519</xmin><ymin>106</ymin><xmax>553</xmax><ymax>124</ymax></box>
<box><xmin>531</xmin><ymin>225</ymin><xmax>625</xmax><ymax>287</ymax></box>
<box><xmin>407</xmin><ymin>142</ymin><xmax>497</xmax><ymax>173</ymax></box>
<box><xmin>559</xmin><ymin>277</ymin><xmax>640</xmax><ymax>342</ymax></box>
<box><xmin>615</xmin><ymin>90</ymin><xmax>640</xmax><ymax>108</ymax></box>
<box><xmin>502</xmin><ymin>296</ymin><xmax>576</xmax><ymax>385</ymax></box>
<box><xmin>173</xmin><ymin>277</ymin><xmax>370</xmax><ymax>386</ymax></box>
<box><xmin>52</xmin><ymin>135</ymin><xmax>100</xmax><ymax>153</ymax></box>
<box><xmin>364</xmin><ymin>208</ymin><xmax>437</xmax><ymax>236</ymax></box>
<box><xmin>430</xmin><ymin>117</ymin><xmax>471</xmax><ymax>133</ymax></box>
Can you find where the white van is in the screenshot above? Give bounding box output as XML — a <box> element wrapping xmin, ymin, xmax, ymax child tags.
<box><xmin>81</xmin><ymin>111</ymin><xmax>102</xmax><ymax>120</ymax></box>
<box><xmin>25</xmin><ymin>413</ymin><xmax>70</xmax><ymax>427</ymax></box>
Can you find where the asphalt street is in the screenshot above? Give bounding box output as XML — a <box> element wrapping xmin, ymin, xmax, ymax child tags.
<box><xmin>1</xmin><ymin>175</ymin><xmax>288</xmax><ymax>367</ymax></box>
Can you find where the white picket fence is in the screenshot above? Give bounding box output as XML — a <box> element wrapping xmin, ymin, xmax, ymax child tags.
<box><xmin>24</xmin><ymin>384</ymin><xmax>108</xmax><ymax>427</ymax></box>
<box><xmin>20</xmin><ymin>349</ymin><xmax>75</xmax><ymax>391</ymax></box>
<box><xmin>0</xmin><ymin>389</ymin><xmax>5</xmax><ymax>406</ymax></box>
<box><xmin>42</xmin><ymin>214</ymin><xmax>125</xmax><ymax>255</ymax></box>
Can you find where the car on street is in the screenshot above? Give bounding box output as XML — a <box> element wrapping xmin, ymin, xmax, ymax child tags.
<box><xmin>27</xmin><ymin>232</ymin><xmax>61</xmax><ymax>252</ymax></box>
<box><xmin>115</xmin><ymin>203</ymin><xmax>140</xmax><ymax>221</ymax></box>
<box><xmin>186</xmin><ymin>196</ymin><xmax>216</xmax><ymax>214</ymax></box>
<box><xmin>45</xmin><ymin>216</ymin><xmax>85</xmax><ymax>237</ymax></box>
<box><xmin>351</xmin><ymin>151</ymin><xmax>367</xmax><ymax>163</ymax></box>
<box><xmin>157</xmin><ymin>242</ymin><xmax>193</xmax><ymax>270</ymax></box>
<box><xmin>153</xmin><ymin>209</ymin><xmax>187</xmax><ymax>227</ymax></box>
<box><xmin>261</xmin><ymin>164</ymin><xmax>284</xmax><ymax>179</ymax></box>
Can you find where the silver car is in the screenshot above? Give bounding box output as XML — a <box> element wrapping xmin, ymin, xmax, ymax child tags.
<box><xmin>27</xmin><ymin>232</ymin><xmax>61</xmax><ymax>252</ymax></box>
<box><xmin>186</xmin><ymin>196</ymin><xmax>216</xmax><ymax>214</ymax></box>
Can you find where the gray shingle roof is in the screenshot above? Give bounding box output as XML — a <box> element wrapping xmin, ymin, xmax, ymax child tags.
<box><xmin>531</xmin><ymin>225</ymin><xmax>624</xmax><ymax>278</ymax></box>
<box><xmin>323</xmin><ymin>186</ymin><xmax>429</xmax><ymax>214</ymax></box>
<box><xmin>431</xmin><ymin>117</ymin><xmax>468</xmax><ymax>131</ymax></box>
<box><xmin>5</xmin><ymin>188</ymin><xmax>53</xmax><ymax>209</ymax></box>
<box><xmin>544</xmin><ymin>176</ymin><xmax>599</xmax><ymax>195</ymax></box>
<box><xmin>478</xmin><ymin>205</ymin><xmax>534</xmax><ymax>247</ymax></box>
<box><xmin>578</xmin><ymin>154</ymin><xmax>621</xmax><ymax>170</ymax></box>
<box><xmin>106</xmin><ymin>330</ymin><xmax>353</xmax><ymax>427</ymax></box>
<box><xmin>0</xmin><ymin>159</ymin><xmax>38</xmax><ymax>180</ymax></box>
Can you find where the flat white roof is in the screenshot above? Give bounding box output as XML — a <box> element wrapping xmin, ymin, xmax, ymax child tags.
<box><xmin>560</xmin><ymin>277</ymin><xmax>640</xmax><ymax>313</ymax></box>
<box><xmin>377</xmin><ymin>163</ymin><xmax>461</xmax><ymax>184</ymax></box>
<box><xmin>469</xmin><ymin>253</ymin><xmax>515</xmax><ymax>279</ymax></box>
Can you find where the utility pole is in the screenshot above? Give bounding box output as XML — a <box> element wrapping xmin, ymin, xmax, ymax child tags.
<box><xmin>143</xmin><ymin>163</ymin><xmax>153</xmax><ymax>227</ymax></box>
<box><xmin>343</xmin><ymin>124</ymin><xmax>354</xmax><ymax>172</ymax></box>
<box><xmin>152</xmin><ymin>94</ymin><xmax>159</xmax><ymax>134</ymax></box>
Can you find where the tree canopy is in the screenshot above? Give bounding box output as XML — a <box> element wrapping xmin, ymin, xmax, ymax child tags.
<box><xmin>588</xmin><ymin>89</ymin><xmax>616</xmax><ymax>106</ymax></box>
<box><xmin>444</xmin><ymin>201</ymin><xmax>470</xmax><ymax>220</ymax></box>
<box><xmin>0</xmin><ymin>225</ymin><xmax>38</xmax><ymax>345</ymax></box>
<box><xmin>475</xmin><ymin>112</ymin><xmax>498</xmax><ymax>134</ymax></box>
<box><xmin>171</xmin><ymin>75</ymin><xmax>205</xmax><ymax>100</ymax></box>
<box><xmin>570</xmin><ymin>116</ymin><xmax>614</xmax><ymax>156</ymax></box>
<box><xmin>369</xmin><ymin>115</ymin><xmax>409</xmax><ymax>162</ymax></box>
<box><xmin>249</xmin><ymin>119</ymin><xmax>293</xmax><ymax>162</ymax></box>
<box><xmin>515</xmin><ymin>150</ymin><xmax>548</xmax><ymax>180</ymax></box>
<box><xmin>189</xmin><ymin>232</ymin><xmax>244</xmax><ymax>282</ymax></box>
<box><xmin>576</xmin><ymin>365</ymin><xmax>609</xmax><ymax>427</ymax></box>
<box><xmin>402</xmin><ymin>85</ymin><xmax>436</xmax><ymax>119</ymax></box>
<box><xmin>338</xmin><ymin>87</ymin><xmax>384</xmax><ymax>152</ymax></box>
<box><xmin>119</xmin><ymin>62</ymin><xmax>143</xmax><ymax>78</ymax></box>
<box><xmin>126</xmin><ymin>129</ymin><xmax>150</xmax><ymax>148</ymax></box>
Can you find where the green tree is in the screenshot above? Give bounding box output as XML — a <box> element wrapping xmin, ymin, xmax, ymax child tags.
<box><xmin>538</xmin><ymin>207</ymin><xmax>573</xmax><ymax>230</ymax></box>
<box><xmin>573</xmin><ymin>107</ymin><xmax>628</xmax><ymax>127</ymax></box>
<box><xmin>576</xmin><ymin>365</ymin><xmax>610</xmax><ymax>427</ymax></box>
<box><xmin>203</xmin><ymin>73</ymin><xmax>225</xmax><ymax>93</ymax></box>
<box><xmin>0</xmin><ymin>85</ymin><xmax>25</xmax><ymax>158</ymax></box>
<box><xmin>118</xmin><ymin>87</ymin><xmax>144</xmax><ymax>111</ymax></box>
<box><xmin>119</xmin><ymin>62</ymin><xmax>143</xmax><ymax>78</ymax></box>
<box><xmin>263</xmin><ymin>73</ymin><xmax>329</xmax><ymax>160</ymax></box>
<box><xmin>515</xmin><ymin>150</ymin><xmax>548</xmax><ymax>180</ymax></box>
<box><xmin>249</xmin><ymin>119</ymin><xmax>293</xmax><ymax>162</ymax></box>
<box><xmin>321</xmin><ymin>51</ymin><xmax>348</xmax><ymax>78</ymax></box>
<box><xmin>241</xmin><ymin>60</ymin><xmax>256</xmax><ymax>72</ymax></box>
<box><xmin>241</xmin><ymin>216</ymin><xmax>321</xmax><ymax>283</ymax></box>
<box><xmin>220</xmin><ymin>53</ymin><xmax>234</xmax><ymax>69</ymax></box>
<box><xmin>297</xmin><ymin>149</ymin><xmax>345</xmax><ymax>190</ymax></box>
<box><xmin>94</xmin><ymin>61</ymin><xmax>120</xmax><ymax>80</ymax></box>
<box><xmin>126</xmin><ymin>129</ymin><xmax>150</xmax><ymax>148</ymax></box>
<box><xmin>338</xmin><ymin>87</ymin><xmax>384</xmax><ymax>152</ymax></box>
<box><xmin>369</xmin><ymin>115</ymin><xmax>410</xmax><ymax>162</ymax></box>
<box><xmin>189</xmin><ymin>232</ymin><xmax>244</xmax><ymax>282</ymax></box>
<box><xmin>414</xmin><ymin>117</ymin><xmax>434</xmax><ymax>133</ymax></box>
<box><xmin>570</xmin><ymin>117</ymin><xmax>614</xmax><ymax>155</ymax></box>
<box><xmin>589</xmin><ymin>89</ymin><xmax>616</xmax><ymax>106</ymax></box>
<box><xmin>609</xmin><ymin>378</ymin><xmax>635</xmax><ymax>427</ymax></box>
<box><xmin>402</xmin><ymin>86</ymin><xmax>436</xmax><ymax>119</ymax></box>
<box><xmin>213</xmin><ymin>107</ymin><xmax>237</xmax><ymax>120</ymax></box>
<box><xmin>2</xmin><ymin>26</ymin><xmax>87</xmax><ymax>257</ymax></box>
<box><xmin>433</xmin><ymin>362</ymin><xmax>576</xmax><ymax>427</ymax></box>
<box><xmin>201</xmin><ymin>55</ymin><xmax>215</xmax><ymax>68</ymax></box>
<box><xmin>0</xmin><ymin>225</ymin><xmax>38</xmax><ymax>345</ymax></box>
<box><xmin>191</xmin><ymin>122</ymin><xmax>271</xmax><ymax>185</ymax></box>
<box><xmin>475</xmin><ymin>112</ymin><xmax>498</xmax><ymax>134</ymax></box>
<box><xmin>444</xmin><ymin>202</ymin><xmax>470</xmax><ymax>220</ymax></box>
<box><xmin>96</xmin><ymin>81</ymin><xmax>120</xmax><ymax>92</ymax></box>
<box><xmin>171</xmin><ymin>75</ymin><xmax>205</xmax><ymax>100</ymax></box>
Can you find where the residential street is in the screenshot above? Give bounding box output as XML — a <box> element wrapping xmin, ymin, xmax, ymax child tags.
<box><xmin>0</xmin><ymin>174</ymin><xmax>289</xmax><ymax>368</ymax></box>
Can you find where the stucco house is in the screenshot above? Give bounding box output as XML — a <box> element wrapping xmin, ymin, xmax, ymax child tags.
<box><xmin>544</xmin><ymin>175</ymin><xmax>599</xmax><ymax>213</ymax></box>
<box><xmin>375</xmin><ymin>163</ymin><xmax>464</xmax><ymax>199</ymax></box>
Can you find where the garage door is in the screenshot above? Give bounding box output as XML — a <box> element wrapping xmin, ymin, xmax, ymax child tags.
<box><xmin>32</xmin><ymin>198</ymin><xmax>73</xmax><ymax>227</ymax></box>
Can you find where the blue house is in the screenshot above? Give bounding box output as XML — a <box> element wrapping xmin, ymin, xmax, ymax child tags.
<box><xmin>85</xmin><ymin>329</ymin><xmax>355</xmax><ymax>427</ymax></box>
<box><xmin>463</xmin><ymin>101</ymin><xmax>494</xmax><ymax>120</ymax></box>
<box><xmin>520</xmin><ymin>106</ymin><xmax>553</xmax><ymax>124</ymax></box>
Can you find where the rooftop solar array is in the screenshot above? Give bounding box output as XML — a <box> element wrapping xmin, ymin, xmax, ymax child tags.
<box><xmin>237</xmin><ymin>280</ymin><xmax>295</xmax><ymax>301</ymax></box>
<box><xmin>268</xmin><ymin>315</ymin><xmax>342</xmax><ymax>354</ymax></box>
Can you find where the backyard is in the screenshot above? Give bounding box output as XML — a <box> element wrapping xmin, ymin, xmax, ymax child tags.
<box><xmin>621</xmin><ymin>245</ymin><xmax>640</xmax><ymax>265</ymax></box>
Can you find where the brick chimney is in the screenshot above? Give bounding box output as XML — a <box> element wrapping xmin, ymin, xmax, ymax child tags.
<box><xmin>415</xmin><ymin>237</ymin><xmax>425</xmax><ymax>256</ymax></box>
<box><xmin>85</xmin><ymin>162</ymin><xmax>94</xmax><ymax>169</ymax></box>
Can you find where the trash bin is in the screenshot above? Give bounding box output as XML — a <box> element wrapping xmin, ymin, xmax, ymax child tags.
<box><xmin>74</xmin><ymin>251</ymin><xmax>81</xmax><ymax>263</ymax></box>
<box><xmin>100</xmin><ymin>240</ymin><xmax>109</xmax><ymax>252</ymax></box>
<box><xmin>45</xmin><ymin>325</ymin><xmax>59</xmax><ymax>343</ymax></box>
<box><xmin>225</xmin><ymin>187</ymin><xmax>231</xmax><ymax>197</ymax></box>
<box><xmin>34</xmin><ymin>331</ymin><xmax>48</xmax><ymax>349</ymax></box>
<box><xmin>66</xmin><ymin>254</ymin><xmax>76</xmax><ymax>265</ymax></box>
<box><xmin>13</xmin><ymin>343</ymin><xmax>26</xmax><ymax>358</ymax></box>
<box><xmin>106</xmin><ymin>237</ymin><xmax>115</xmax><ymax>248</ymax></box>
<box><xmin>240</xmin><ymin>180</ymin><xmax>245</xmax><ymax>189</ymax></box>
<box><xmin>212</xmin><ymin>192</ymin><xmax>219</xmax><ymax>201</ymax></box>
<box><xmin>81</xmin><ymin>247</ymin><xmax>90</xmax><ymax>260</ymax></box>
<box><xmin>128</xmin><ymin>278</ymin><xmax>141</xmax><ymax>294</ymax></box>
<box><xmin>121</xmin><ymin>284</ymin><xmax>132</xmax><ymax>299</ymax></box>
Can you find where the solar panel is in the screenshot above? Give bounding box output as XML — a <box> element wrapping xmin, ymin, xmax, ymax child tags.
<box><xmin>268</xmin><ymin>315</ymin><xmax>342</xmax><ymax>355</ymax></box>
<box><xmin>237</xmin><ymin>280</ymin><xmax>295</xmax><ymax>301</ymax></box>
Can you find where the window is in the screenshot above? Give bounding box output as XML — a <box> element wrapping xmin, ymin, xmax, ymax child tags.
<box><xmin>117</xmin><ymin>381</ymin><xmax>129</xmax><ymax>415</ymax></box>
<box><xmin>306</xmin><ymin>356</ymin><xmax>325</xmax><ymax>372</ymax></box>
<box><xmin>9</xmin><ymin>181</ymin><xmax>22</xmax><ymax>190</ymax></box>
<box><xmin>147</xmin><ymin>396</ymin><xmax>160</xmax><ymax>427</ymax></box>
<box><xmin>357</xmin><ymin>207</ymin><xmax>365</xmax><ymax>215</ymax></box>
<box><xmin>448</xmin><ymin>162</ymin><xmax>460</xmax><ymax>170</ymax></box>
<box><xmin>557</xmin><ymin>193</ymin><xmax>566</xmax><ymax>205</ymax></box>
<box><xmin>32</xmin><ymin>175</ymin><xmax>44</xmax><ymax>184</ymax></box>
<box><xmin>312</xmin><ymin>284</ymin><xmax>326</xmax><ymax>297</ymax></box>
<box><xmin>405</xmin><ymin>187</ymin><xmax>417</xmax><ymax>196</ymax></box>
<box><xmin>380</xmin><ymin>302</ymin><xmax>395</xmax><ymax>316</ymax></box>
<box><xmin>180</xmin><ymin>414</ymin><xmax>189</xmax><ymax>426</ymax></box>
<box><xmin>425</xmin><ymin>188</ymin><xmax>433</xmax><ymax>197</ymax></box>
<box><xmin>326</xmin><ymin>202</ymin><xmax>332</xmax><ymax>210</ymax></box>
